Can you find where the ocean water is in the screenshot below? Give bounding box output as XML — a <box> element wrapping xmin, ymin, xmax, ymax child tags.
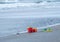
<box><xmin>0</xmin><ymin>1</ymin><xmax>60</xmax><ymax>37</ymax></box>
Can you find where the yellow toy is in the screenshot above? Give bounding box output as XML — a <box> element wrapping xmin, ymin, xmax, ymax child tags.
<box><xmin>46</xmin><ymin>28</ymin><xmax>52</xmax><ymax>32</ymax></box>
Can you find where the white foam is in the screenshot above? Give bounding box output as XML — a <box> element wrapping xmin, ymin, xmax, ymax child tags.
<box><xmin>0</xmin><ymin>2</ymin><xmax>60</xmax><ymax>9</ymax></box>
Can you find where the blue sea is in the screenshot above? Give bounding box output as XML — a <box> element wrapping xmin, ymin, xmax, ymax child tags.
<box><xmin>0</xmin><ymin>0</ymin><xmax>60</xmax><ymax>37</ymax></box>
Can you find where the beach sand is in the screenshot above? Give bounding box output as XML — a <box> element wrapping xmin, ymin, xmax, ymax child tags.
<box><xmin>0</xmin><ymin>25</ymin><xmax>60</xmax><ymax>42</ymax></box>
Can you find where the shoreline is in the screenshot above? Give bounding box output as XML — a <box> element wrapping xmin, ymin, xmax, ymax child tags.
<box><xmin>0</xmin><ymin>24</ymin><xmax>60</xmax><ymax>42</ymax></box>
<box><xmin>0</xmin><ymin>23</ymin><xmax>60</xmax><ymax>38</ymax></box>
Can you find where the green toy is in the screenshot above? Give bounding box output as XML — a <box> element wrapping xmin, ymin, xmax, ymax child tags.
<box><xmin>42</xmin><ymin>28</ymin><xmax>52</xmax><ymax>32</ymax></box>
<box><xmin>42</xmin><ymin>28</ymin><xmax>47</xmax><ymax>32</ymax></box>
